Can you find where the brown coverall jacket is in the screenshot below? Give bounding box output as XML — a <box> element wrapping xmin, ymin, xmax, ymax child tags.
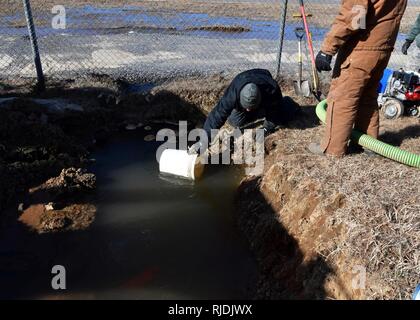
<box><xmin>320</xmin><ymin>0</ymin><xmax>408</xmax><ymax>156</ymax></box>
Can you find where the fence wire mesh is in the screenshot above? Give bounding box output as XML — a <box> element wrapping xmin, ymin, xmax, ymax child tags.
<box><xmin>0</xmin><ymin>0</ymin><xmax>419</xmax><ymax>84</ymax></box>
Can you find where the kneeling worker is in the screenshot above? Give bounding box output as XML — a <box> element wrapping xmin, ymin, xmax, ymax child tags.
<box><xmin>189</xmin><ymin>68</ymin><xmax>299</xmax><ymax>154</ymax></box>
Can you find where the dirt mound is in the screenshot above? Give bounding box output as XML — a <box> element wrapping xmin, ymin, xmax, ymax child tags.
<box><xmin>19</xmin><ymin>203</ymin><xmax>96</xmax><ymax>234</ymax></box>
<box><xmin>0</xmin><ymin>98</ymin><xmax>89</xmax><ymax>214</ymax></box>
<box><xmin>18</xmin><ymin>168</ymin><xmax>97</xmax><ymax>233</ymax></box>
<box><xmin>30</xmin><ymin>167</ymin><xmax>96</xmax><ymax>196</ymax></box>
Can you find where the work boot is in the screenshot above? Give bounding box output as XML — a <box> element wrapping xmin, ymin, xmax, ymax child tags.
<box><xmin>347</xmin><ymin>143</ymin><xmax>364</xmax><ymax>154</ymax></box>
<box><xmin>308</xmin><ymin>143</ymin><xmax>325</xmax><ymax>155</ymax></box>
<box><xmin>361</xmin><ymin>148</ymin><xmax>380</xmax><ymax>158</ymax></box>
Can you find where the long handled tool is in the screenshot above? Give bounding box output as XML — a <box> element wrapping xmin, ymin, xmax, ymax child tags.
<box><xmin>293</xmin><ymin>27</ymin><xmax>311</xmax><ymax>97</ymax></box>
<box><xmin>298</xmin><ymin>0</ymin><xmax>322</xmax><ymax>101</ymax></box>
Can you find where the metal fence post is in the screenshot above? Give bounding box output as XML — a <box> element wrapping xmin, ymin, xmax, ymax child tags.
<box><xmin>275</xmin><ymin>0</ymin><xmax>288</xmax><ymax>80</ymax></box>
<box><xmin>22</xmin><ymin>0</ymin><xmax>45</xmax><ymax>91</ymax></box>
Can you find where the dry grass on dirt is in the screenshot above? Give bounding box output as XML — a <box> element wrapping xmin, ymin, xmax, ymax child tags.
<box><xmin>244</xmin><ymin>85</ymin><xmax>419</xmax><ymax>299</ymax></box>
<box><xmin>262</xmin><ymin>121</ymin><xmax>418</xmax><ymax>299</ymax></box>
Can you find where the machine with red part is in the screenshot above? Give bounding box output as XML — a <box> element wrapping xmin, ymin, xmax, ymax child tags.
<box><xmin>378</xmin><ymin>68</ymin><xmax>420</xmax><ymax>119</ymax></box>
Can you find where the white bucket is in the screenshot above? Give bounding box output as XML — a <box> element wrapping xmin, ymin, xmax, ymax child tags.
<box><xmin>159</xmin><ymin>149</ymin><xmax>205</xmax><ymax>180</ymax></box>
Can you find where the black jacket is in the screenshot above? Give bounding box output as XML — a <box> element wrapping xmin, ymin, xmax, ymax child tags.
<box><xmin>203</xmin><ymin>69</ymin><xmax>284</xmax><ymax>139</ymax></box>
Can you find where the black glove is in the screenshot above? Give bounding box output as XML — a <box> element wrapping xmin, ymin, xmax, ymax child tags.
<box><xmin>402</xmin><ymin>40</ymin><xmax>412</xmax><ymax>55</ymax></box>
<box><xmin>315</xmin><ymin>51</ymin><xmax>332</xmax><ymax>72</ymax></box>
<box><xmin>263</xmin><ymin>120</ymin><xmax>276</xmax><ymax>135</ymax></box>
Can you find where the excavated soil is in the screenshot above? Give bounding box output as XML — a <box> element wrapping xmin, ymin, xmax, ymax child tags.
<box><xmin>0</xmin><ymin>74</ymin><xmax>419</xmax><ymax>300</ymax></box>
<box><xmin>19</xmin><ymin>168</ymin><xmax>96</xmax><ymax>233</ymax></box>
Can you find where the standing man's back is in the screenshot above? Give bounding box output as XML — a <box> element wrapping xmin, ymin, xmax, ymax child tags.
<box><xmin>322</xmin><ymin>0</ymin><xmax>408</xmax><ymax>55</ymax></box>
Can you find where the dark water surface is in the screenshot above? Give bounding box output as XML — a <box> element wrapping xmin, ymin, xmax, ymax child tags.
<box><xmin>0</xmin><ymin>127</ymin><xmax>258</xmax><ymax>299</ymax></box>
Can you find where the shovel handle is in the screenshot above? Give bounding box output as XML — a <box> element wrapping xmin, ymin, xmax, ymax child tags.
<box><xmin>308</xmin><ymin>32</ymin><xmax>320</xmax><ymax>92</ymax></box>
<box><xmin>299</xmin><ymin>0</ymin><xmax>320</xmax><ymax>93</ymax></box>
<box><xmin>300</xmin><ymin>7</ymin><xmax>316</xmax><ymax>68</ymax></box>
<box><xmin>298</xmin><ymin>40</ymin><xmax>303</xmax><ymax>83</ymax></box>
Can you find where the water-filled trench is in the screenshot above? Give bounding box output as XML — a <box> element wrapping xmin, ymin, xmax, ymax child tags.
<box><xmin>0</xmin><ymin>125</ymin><xmax>258</xmax><ymax>299</ymax></box>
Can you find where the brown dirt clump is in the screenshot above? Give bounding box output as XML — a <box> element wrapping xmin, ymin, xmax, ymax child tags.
<box><xmin>19</xmin><ymin>203</ymin><xmax>96</xmax><ymax>233</ymax></box>
<box><xmin>18</xmin><ymin>168</ymin><xmax>96</xmax><ymax>233</ymax></box>
<box><xmin>29</xmin><ymin>167</ymin><xmax>96</xmax><ymax>197</ymax></box>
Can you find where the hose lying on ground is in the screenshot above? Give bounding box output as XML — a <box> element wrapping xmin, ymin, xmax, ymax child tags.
<box><xmin>316</xmin><ymin>100</ymin><xmax>420</xmax><ymax>168</ymax></box>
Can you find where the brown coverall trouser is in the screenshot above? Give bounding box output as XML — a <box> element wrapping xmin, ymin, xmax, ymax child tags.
<box><xmin>321</xmin><ymin>49</ymin><xmax>392</xmax><ymax>156</ymax></box>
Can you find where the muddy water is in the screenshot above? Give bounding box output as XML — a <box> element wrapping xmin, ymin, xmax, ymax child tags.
<box><xmin>1</xmin><ymin>6</ymin><xmax>330</xmax><ymax>40</ymax></box>
<box><xmin>0</xmin><ymin>127</ymin><xmax>257</xmax><ymax>299</ymax></box>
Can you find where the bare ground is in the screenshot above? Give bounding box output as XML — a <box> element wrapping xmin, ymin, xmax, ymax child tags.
<box><xmin>0</xmin><ymin>74</ymin><xmax>419</xmax><ymax>299</ymax></box>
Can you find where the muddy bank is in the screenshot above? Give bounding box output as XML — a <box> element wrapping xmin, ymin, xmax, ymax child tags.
<box><xmin>235</xmin><ymin>113</ymin><xmax>419</xmax><ymax>300</ymax></box>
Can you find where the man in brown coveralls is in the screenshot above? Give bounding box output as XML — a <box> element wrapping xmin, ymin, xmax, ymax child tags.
<box><xmin>309</xmin><ymin>0</ymin><xmax>408</xmax><ymax>156</ymax></box>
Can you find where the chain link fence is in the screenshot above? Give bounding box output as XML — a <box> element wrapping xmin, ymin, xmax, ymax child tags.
<box><xmin>0</xmin><ymin>0</ymin><xmax>419</xmax><ymax>85</ymax></box>
<box><xmin>281</xmin><ymin>0</ymin><xmax>419</xmax><ymax>78</ymax></box>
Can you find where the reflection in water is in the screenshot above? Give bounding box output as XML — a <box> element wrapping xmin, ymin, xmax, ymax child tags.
<box><xmin>0</xmin><ymin>127</ymin><xmax>257</xmax><ymax>299</ymax></box>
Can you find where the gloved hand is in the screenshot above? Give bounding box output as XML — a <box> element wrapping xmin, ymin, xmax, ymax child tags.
<box><xmin>188</xmin><ymin>141</ymin><xmax>204</xmax><ymax>155</ymax></box>
<box><xmin>315</xmin><ymin>51</ymin><xmax>332</xmax><ymax>72</ymax></box>
<box><xmin>263</xmin><ymin>120</ymin><xmax>276</xmax><ymax>135</ymax></box>
<box><xmin>402</xmin><ymin>40</ymin><xmax>412</xmax><ymax>55</ymax></box>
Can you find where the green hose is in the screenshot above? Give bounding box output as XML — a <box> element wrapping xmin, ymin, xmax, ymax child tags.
<box><xmin>316</xmin><ymin>100</ymin><xmax>420</xmax><ymax>168</ymax></box>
